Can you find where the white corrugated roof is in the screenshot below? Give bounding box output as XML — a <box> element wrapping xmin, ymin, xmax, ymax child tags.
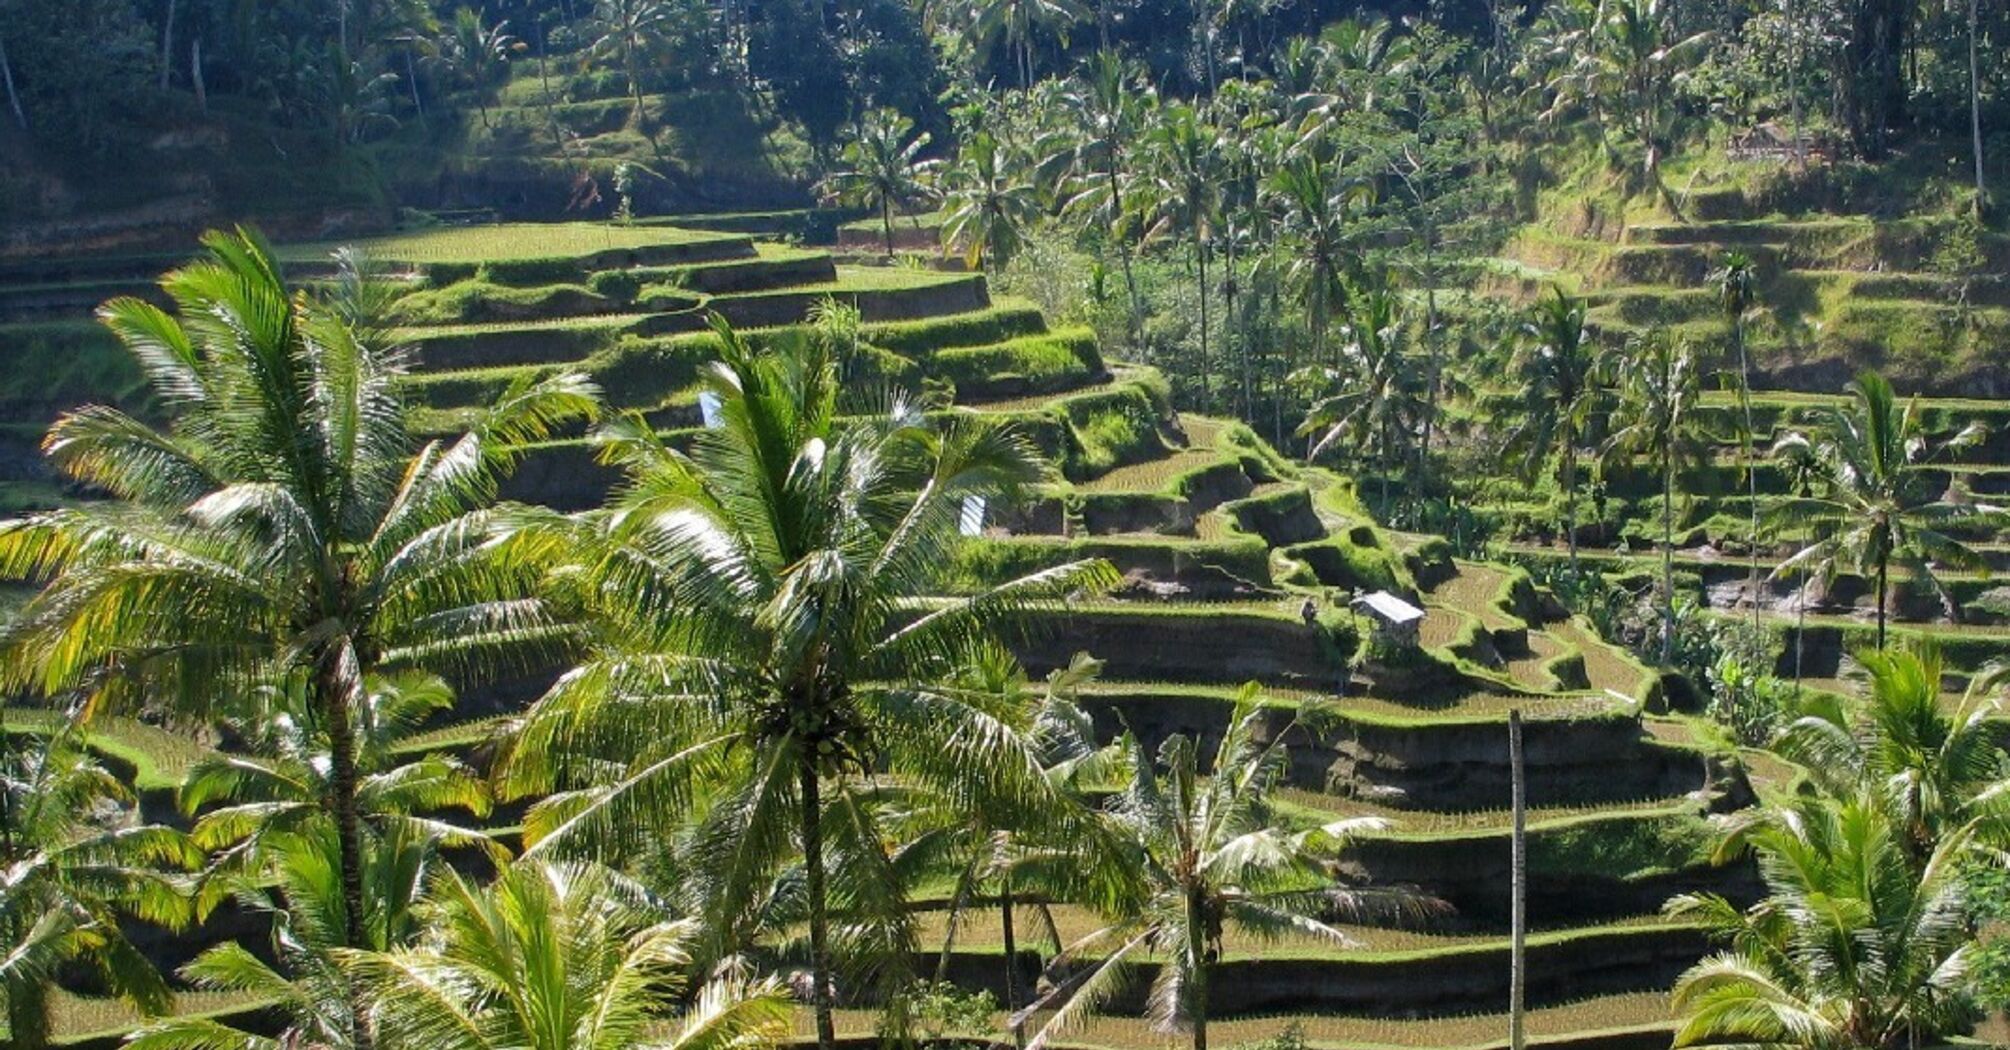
<box><xmin>1352</xmin><ymin>590</ymin><xmax>1425</xmax><ymax>625</ymax></box>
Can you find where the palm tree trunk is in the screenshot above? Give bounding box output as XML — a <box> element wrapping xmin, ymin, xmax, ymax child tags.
<box><xmin>882</xmin><ymin>199</ymin><xmax>895</xmax><ymax>258</ymax></box>
<box><xmin>1794</xmin><ymin>581</ymin><xmax>1808</xmax><ymax>698</ymax></box>
<box><xmin>800</xmin><ymin>759</ymin><xmax>837</xmax><ymax>1050</ymax></box>
<box><xmin>1195</xmin><ymin>233</ymin><xmax>1211</xmax><ymax>411</ymax></box>
<box><xmin>1875</xmin><ymin>555</ymin><xmax>1889</xmax><ymax>650</ymax></box>
<box><xmin>1786</xmin><ymin>0</ymin><xmax>1806</xmax><ymax>167</ymax></box>
<box><xmin>1739</xmin><ymin>329</ymin><xmax>1759</xmax><ymax>641</ymax></box>
<box><xmin>316</xmin><ymin>646</ymin><xmax>373</xmax><ymax>1050</ymax></box>
<box><xmin>0</xmin><ymin>31</ymin><xmax>25</xmax><ymax>130</ymax></box>
<box><xmin>1001</xmin><ymin>880</ymin><xmax>1025</xmax><ymax>1049</ymax></box>
<box><xmin>1421</xmin><ymin>249</ymin><xmax>1441</xmax><ymax>483</ymax></box>
<box><xmin>159</xmin><ymin>0</ymin><xmax>177</xmax><ymax>92</ymax></box>
<box><xmin>1661</xmin><ymin>455</ymin><xmax>1675</xmax><ymax>666</ymax></box>
<box><xmin>1187</xmin><ymin>892</ymin><xmax>1211</xmax><ymax>1050</ymax></box>
<box><xmin>1970</xmin><ymin>0</ymin><xmax>1987</xmax><ymax>212</ymax></box>
<box><xmin>1508</xmin><ymin>709</ymin><xmax>1526</xmax><ymax>1050</ymax></box>
<box><xmin>1563</xmin><ymin>445</ymin><xmax>1580</xmax><ymax>574</ymax></box>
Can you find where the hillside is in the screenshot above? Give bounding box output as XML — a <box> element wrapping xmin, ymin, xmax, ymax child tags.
<box><xmin>1465</xmin><ymin>147</ymin><xmax>2010</xmax><ymax>705</ymax></box>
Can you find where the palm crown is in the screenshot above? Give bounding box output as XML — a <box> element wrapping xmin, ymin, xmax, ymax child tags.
<box><xmin>0</xmin><ymin>228</ymin><xmax>598</xmax><ymax>957</ymax></box>
<box><xmin>499</xmin><ymin>318</ymin><xmax>1115</xmax><ymax>1049</ymax></box>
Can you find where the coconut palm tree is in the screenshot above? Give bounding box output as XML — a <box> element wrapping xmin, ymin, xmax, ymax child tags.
<box><xmin>1541</xmin><ymin>0</ymin><xmax>1710</xmax><ymax>188</ymax></box>
<box><xmin>0</xmin><ymin>728</ymin><xmax>196</xmax><ymax>1050</ymax></box>
<box><xmin>1045</xmin><ymin>52</ymin><xmax>1150</xmax><ymax>326</ymax></box>
<box><xmin>1712</xmin><ymin>252</ymin><xmax>1763</xmax><ymax>632</ymax></box>
<box><xmin>439</xmin><ymin>6</ymin><xmax>522</xmax><ymax>129</ymax></box>
<box><xmin>942</xmin><ymin>132</ymin><xmax>1040</xmax><ymax>272</ymax></box>
<box><xmin>591</xmin><ymin>0</ymin><xmax>675</xmax><ymax>120</ymax></box>
<box><xmin>1267</xmin><ymin>154</ymin><xmax>1371</xmax><ymax>375</ymax></box>
<box><xmin>346</xmin><ymin>860</ymin><xmax>795</xmax><ymax>1050</ymax></box>
<box><xmin>821</xmin><ymin>109</ymin><xmax>941</xmax><ymax>258</ymax></box>
<box><xmin>968</xmin><ymin>0</ymin><xmax>1089</xmax><ymax>90</ymax></box>
<box><xmin>907</xmin><ymin>651</ymin><xmax>1128</xmax><ymax>1048</ymax></box>
<box><xmin>1667</xmin><ymin>792</ymin><xmax>1982</xmax><ymax>1050</ymax></box>
<box><xmin>174</xmin><ymin>671</ymin><xmax>505</xmax><ymax>896</ymax></box>
<box><xmin>1502</xmin><ymin>288</ymin><xmax>1604</xmax><ymax>572</ymax></box>
<box><xmin>497</xmin><ymin>317</ymin><xmax>1116</xmax><ymax>1050</ymax></box>
<box><xmin>1772</xmin><ymin>372</ymin><xmax>1994</xmax><ymax>650</ymax></box>
<box><xmin>1298</xmin><ymin>284</ymin><xmax>1425</xmax><ymax>512</ymax></box>
<box><xmin>1139</xmin><ymin>103</ymin><xmax>1224</xmax><ymax>410</ymax></box>
<box><xmin>0</xmin><ymin>229</ymin><xmax>598</xmax><ymax>970</ymax></box>
<box><xmin>1601</xmin><ymin>334</ymin><xmax>1708</xmax><ymax>666</ymax></box>
<box><xmin>1015</xmin><ymin>695</ymin><xmax>1429</xmax><ymax>1050</ymax></box>
<box><xmin>1769</xmin><ymin>429</ymin><xmax>1836</xmax><ymax>694</ymax></box>
<box><xmin>1774</xmin><ymin>642</ymin><xmax>2010</xmax><ymax>859</ymax></box>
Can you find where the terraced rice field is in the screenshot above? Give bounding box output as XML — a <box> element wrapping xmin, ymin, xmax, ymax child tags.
<box><xmin>792</xmin><ymin>994</ymin><xmax>1676</xmax><ymax>1049</ymax></box>
<box><xmin>6</xmin><ymin>215</ymin><xmax>1749</xmax><ymax>1050</ymax></box>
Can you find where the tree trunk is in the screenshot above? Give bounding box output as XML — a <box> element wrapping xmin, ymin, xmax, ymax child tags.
<box><xmin>1738</xmin><ymin>325</ymin><xmax>1759</xmax><ymax>643</ymax></box>
<box><xmin>1187</xmin><ymin>891</ymin><xmax>1211</xmax><ymax>1050</ymax></box>
<box><xmin>1875</xmin><ymin>554</ymin><xmax>1888</xmax><ymax>650</ymax></box>
<box><xmin>882</xmin><ymin>199</ymin><xmax>895</xmax><ymax>258</ymax></box>
<box><xmin>160</xmin><ymin>0</ymin><xmax>177</xmax><ymax>93</ymax></box>
<box><xmin>1195</xmin><ymin>232</ymin><xmax>1211</xmax><ymax>411</ymax></box>
<box><xmin>316</xmin><ymin>644</ymin><xmax>372</xmax><ymax>1050</ymax></box>
<box><xmin>1786</xmin><ymin>0</ymin><xmax>1806</xmax><ymax>167</ymax></box>
<box><xmin>1661</xmin><ymin>457</ymin><xmax>1675</xmax><ymax>666</ymax></box>
<box><xmin>800</xmin><ymin>759</ymin><xmax>836</xmax><ymax>1050</ymax></box>
<box><xmin>1001</xmin><ymin>881</ymin><xmax>1025</xmax><ymax>1049</ymax></box>
<box><xmin>191</xmin><ymin>39</ymin><xmax>206</xmax><ymax>115</ymax></box>
<box><xmin>1970</xmin><ymin>0</ymin><xmax>1987</xmax><ymax>212</ymax></box>
<box><xmin>1794</xmin><ymin>583</ymin><xmax>1807</xmax><ymax>699</ymax></box>
<box><xmin>1563</xmin><ymin>444</ymin><xmax>1580</xmax><ymax>574</ymax></box>
<box><xmin>1420</xmin><ymin>231</ymin><xmax>1442</xmax><ymax>484</ymax></box>
<box><xmin>0</xmin><ymin>31</ymin><xmax>25</xmax><ymax>130</ymax></box>
<box><xmin>405</xmin><ymin>50</ymin><xmax>428</xmax><ymax>133</ymax></box>
<box><xmin>1508</xmin><ymin>709</ymin><xmax>1527</xmax><ymax>1050</ymax></box>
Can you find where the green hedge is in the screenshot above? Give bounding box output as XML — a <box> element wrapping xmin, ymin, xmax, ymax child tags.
<box><xmin>862</xmin><ymin>302</ymin><xmax>1048</xmax><ymax>358</ymax></box>
<box><xmin>934</xmin><ymin>326</ymin><xmax>1103</xmax><ymax>395</ymax></box>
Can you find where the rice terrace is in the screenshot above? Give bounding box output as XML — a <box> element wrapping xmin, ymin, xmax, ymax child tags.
<box><xmin>0</xmin><ymin>2</ymin><xmax>2007</xmax><ymax>1050</ymax></box>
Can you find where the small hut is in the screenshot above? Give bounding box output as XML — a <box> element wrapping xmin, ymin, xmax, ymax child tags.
<box><xmin>1352</xmin><ymin>590</ymin><xmax>1426</xmax><ymax>649</ymax></box>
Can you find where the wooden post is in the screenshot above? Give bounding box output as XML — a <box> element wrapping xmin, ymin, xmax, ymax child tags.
<box><xmin>1509</xmin><ymin>709</ymin><xmax>1527</xmax><ymax>1050</ymax></box>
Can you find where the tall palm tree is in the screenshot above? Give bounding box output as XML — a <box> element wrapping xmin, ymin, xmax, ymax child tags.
<box><xmin>1541</xmin><ymin>0</ymin><xmax>1710</xmax><ymax>188</ymax></box>
<box><xmin>439</xmin><ymin>6</ymin><xmax>522</xmax><ymax>129</ymax></box>
<box><xmin>821</xmin><ymin>109</ymin><xmax>941</xmax><ymax>258</ymax></box>
<box><xmin>346</xmin><ymin>860</ymin><xmax>795</xmax><ymax>1050</ymax></box>
<box><xmin>1667</xmin><ymin>792</ymin><xmax>1981</xmax><ymax>1050</ymax></box>
<box><xmin>1712</xmin><ymin>252</ymin><xmax>1763</xmax><ymax>634</ymax></box>
<box><xmin>0</xmin><ymin>229</ymin><xmax>598</xmax><ymax>968</ymax></box>
<box><xmin>909</xmin><ymin>651</ymin><xmax>1126</xmax><ymax>1048</ymax></box>
<box><xmin>591</xmin><ymin>0</ymin><xmax>675</xmax><ymax>120</ymax></box>
<box><xmin>1046</xmin><ymin>52</ymin><xmax>1149</xmax><ymax>327</ymax></box>
<box><xmin>1502</xmin><ymin>288</ymin><xmax>1603</xmax><ymax>572</ymax></box>
<box><xmin>0</xmin><ymin>730</ymin><xmax>196</xmax><ymax>1050</ymax></box>
<box><xmin>1773</xmin><ymin>372</ymin><xmax>1993</xmax><ymax>649</ymax></box>
<box><xmin>497</xmin><ymin>318</ymin><xmax>1116</xmax><ymax>1050</ymax></box>
<box><xmin>175</xmin><ymin>671</ymin><xmax>505</xmax><ymax>895</ymax></box>
<box><xmin>1601</xmin><ymin>334</ymin><xmax>1707</xmax><ymax>666</ymax></box>
<box><xmin>1298</xmin><ymin>285</ymin><xmax>1424</xmax><ymax>512</ymax></box>
<box><xmin>1769</xmin><ymin>428</ymin><xmax>1835</xmax><ymax>694</ymax></box>
<box><xmin>942</xmin><ymin>132</ymin><xmax>1041</xmax><ymax>272</ymax></box>
<box><xmin>1774</xmin><ymin>642</ymin><xmax>2010</xmax><ymax>859</ymax></box>
<box><xmin>1015</xmin><ymin>695</ymin><xmax>1429</xmax><ymax>1050</ymax></box>
<box><xmin>1140</xmin><ymin>103</ymin><xmax>1223</xmax><ymax>410</ymax></box>
<box><xmin>969</xmin><ymin>0</ymin><xmax>1089</xmax><ymax>90</ymax></box>
<box><xmin>1267</xmin><ymin>155</ymin><xmax>1369</xmax><ymax>376</ymax></box>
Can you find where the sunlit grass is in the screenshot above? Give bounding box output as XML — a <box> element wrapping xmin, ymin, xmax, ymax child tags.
<box><xmin>281</xmin><ymin>223</ymin><xmax>739</xmax><ymax>264</ymax></box>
